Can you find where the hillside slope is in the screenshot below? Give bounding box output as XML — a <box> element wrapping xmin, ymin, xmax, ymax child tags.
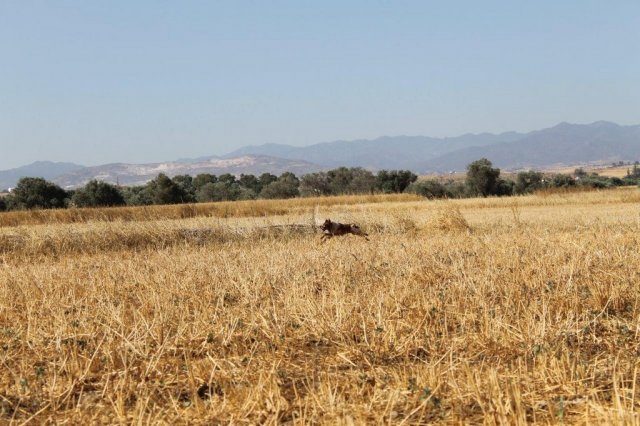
<box><xmin>52</xmin><ymin>155</ymin><xmax>322</xmax><ymax>188</ymax></box>
<box><xmin>418</xmin><ymin>122</ymin><xmax>640</xmax><ymax>171</ymax></box>
<box><xmin>0</xmin><ymin>161</ymin><xmax>85</xmax><ymax>190</ymax></box>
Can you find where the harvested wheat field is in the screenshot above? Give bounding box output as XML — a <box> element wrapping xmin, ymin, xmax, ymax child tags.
<box><xmin>1</xmin><ymin>188</ymin><xmax>640</xmax><ymax>424</ymax></box>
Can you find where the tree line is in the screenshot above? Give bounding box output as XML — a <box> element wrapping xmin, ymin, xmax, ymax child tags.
<box><xmin>409</xmin><ymin>159</ymin><xmax>640</xmax><ymax>199</ymax></box>
<box><xmin>1</xmin><ymin>159</ymin><xmax>639</xmax><ymax>212</ymax></box>
<box><xmin>0</xmin><ymin>168</ymin><xmax>418</xmax><ymax>211</ymax></box>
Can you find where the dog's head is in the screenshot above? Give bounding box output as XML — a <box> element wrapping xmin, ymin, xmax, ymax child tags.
<box><xmin>320</xmin><ymin>219</ymin><xmax>332</xmax><ymax>231</ymax></box>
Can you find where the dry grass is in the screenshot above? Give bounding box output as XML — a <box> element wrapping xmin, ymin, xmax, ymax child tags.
<box><xmin>0</xmin><ymin>193</ymin><xmax>421</xmax><ymax>228</ymax></box>
<box><xmin>1</xmin><ymin>188</ymin><xmax>640</xmax><ymax>423</ymax></box>
<box><xmin>425</xmin><ymin>204</ymin><xmax>471</xmax><ymax>233</ymax></box>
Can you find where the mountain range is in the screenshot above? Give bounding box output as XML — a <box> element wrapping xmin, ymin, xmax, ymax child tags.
<box><xmin>53</xmin><ymin>155</ymin><xmax>322</xmax><ymax>188</ymax></box>
<box><xmin>0</xmin><ymin>161</ymin><xmax>86</xmax><ymax>190</ymax></box>
<box><xmin>1</xmin><ymin>121</ymin><xmax>638</xmax><ymax>189</ymax></box>
<box><xmin>223</xmin><ymin>132</ymin><xmax>524</xmax><ymax>170</ymax></box>
<box><xmin>416</xmin><ymin>121</ymin><xmax>640</xmax><ymax>172</ymax></box>
<box><xmin>225</xmin><ymin>121</ymin><xmax>640</xmax><ymax>172</ymax></box>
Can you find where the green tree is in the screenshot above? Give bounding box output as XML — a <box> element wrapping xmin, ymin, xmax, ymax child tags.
<box><xmin>628</xmin><ymin>162</ymin><xmax>640</xmax><ymax>179</ymax></box>
<box><xmin>9</xmin><ymin>177</ymin><xmax>68</xmax><ymax>209</ymax></box>
<box><xmin>237</xmin><ymin>187</ymin><xmax>258</xmax><ymax>200</ymax></box>
<box><xmin>300</xmin><ymin>172</ymin><xmax>331</xmax><ymax>196</ymax></box>
<box><xmin>72</xmin><ymin>180</ymin><xmax>125</xmax><ymax>207</ymax></box>
<box><xmin>196</xmin><ymin>181</ymin><xmax>242</xmax><ymax>202</ymax></box>
<box><xmin>218</xmin><ymin>173</ymin><xmax>237</xmax><ymax>185</ymax></box>
<box><xmin>121</xmin><ymin>186</ymin><xmax>153</xmax><ymax>206</ymax></box>
<box><xmin>172</xmin><ymin>175</ymin><xmax>196</xmax><ymax>202</ymax></box>
<box><xmin>258</xmin><ymin>173</ymin><xmax>278</xmax><ymax>188</ymax></box>
<box><xmin>146</xmin><ymin>174</ymin><xmax>187</xmax><ymax>205</ymax></box>
<box><xmin>260</xmin><ymin>172</ymin><xmax>300</xmax><ymax>199</ymax></box>
<box><xmin>327</xmin><ymin>167</ymin><xmax>354</xmax><ymax>194</ymax></box>
<box><xmin>322</xmin><ymin>167</ymin><xmax>377</xmax><ymax>195</ymax></box>
<box><xmin>192</xmin><ymin>173</ymin><xmax>217</xmax><ymax>192</ymax></box>
<box><xmin>347</xmin><ymin>168</ymin><xmax>377</xmax><ymax>194</ymax></box>
<box><xmin>465</xmin><ymin>158</ymin><xmax>501</xmax><ymax>197</ymax></box>
<box><xmin>239</xmin><ymin>174</ymin><xmax>261</xmax><ymax>193</ymax></box>
<box><xmin>196</xmin><ymin>182</ymin><xmax>221</xmax><ymax>202</ymax></box>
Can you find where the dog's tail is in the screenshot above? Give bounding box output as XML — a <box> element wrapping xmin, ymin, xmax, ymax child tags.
<box><xmin>351</xmin><ymin>224</ymin><xmax>369</xmax><ymax>240</ymax></box>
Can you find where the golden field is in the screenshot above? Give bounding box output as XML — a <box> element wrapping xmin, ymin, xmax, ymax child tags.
<box><xmin>1</xmin><ymin>188</ymin><xmax>640</xmax><ymax>424</ymax></box>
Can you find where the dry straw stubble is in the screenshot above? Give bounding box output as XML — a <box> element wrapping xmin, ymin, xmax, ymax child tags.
<box><xmin>1</xmin><ymin>189</ymin><xmax>640</xmax><ymax>423</ymax></box>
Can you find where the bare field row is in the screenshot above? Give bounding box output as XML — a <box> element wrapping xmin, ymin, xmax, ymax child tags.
<box><xmin>1</xmin><ymin>188</ymin><xmax>639</xmax><ymax>259</ymax></box>
<box><xmin>1</xmin><ymin>189</ymin><xmax>640</xmax><ymax>423</ymax></box>
<box><xmin>2</xmin><ymin>187</ymin><xmax>639</xmax><ymax>229</ymax></box>
<box><xmin>0</xmin><ymin>194</ymin><xmax>421</xmax><ymax>228</ymax></box>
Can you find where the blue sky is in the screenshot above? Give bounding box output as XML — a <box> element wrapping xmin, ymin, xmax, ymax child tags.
<box><xmin>1</xmin><ymin>1</ymin><xmax>638</xmax><ymax>169</ymax></box>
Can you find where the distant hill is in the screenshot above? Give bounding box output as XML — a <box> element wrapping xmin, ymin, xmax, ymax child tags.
<box><xmin>224</xmin><ymin>121</ymin><xmax>640</xmax><ymax>172</ymax></box>
<box><xmin>417</xmin><ymin>121</ymin><xmax>640</xmax><ymax>172</ymax></box>
<box><xmin>0</xmin><ymin>161</ymin><xmax>85</xmax><ymax>190</ymax></box>
<box><xmin>224</xmin><ymin>132</ymin><xmax>523</xmax><ymax>170</ymax></box>
<box><xmin>52</xmin><ymin>155</ymin><xmax>322</xmax><ymax>188</ymax></box>
<box><xmin>3</xmin><ymin>121</ymin><xmax>639</xmax><ymax>189</ymax></box>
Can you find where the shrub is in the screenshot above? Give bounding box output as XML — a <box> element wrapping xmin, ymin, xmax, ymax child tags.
<box><xmin>443</xmin><ymin>180</ymin><xmax>466</xmax><ymax>198</ymax></box>
<box><xmin>578</xmin><ymin>176</ymin><xmax>615</xmax><ymax>189</ymax></box>
<box><xmin>407</xmin><ymin>180</ymin><xmax>450</xmax><ymax>199</ymax></box>
<box><xmin>376</xmin><ymin>170</ymin><xmax>418</xmax><ymax>193</ymax></box>
<box><xmin>515</xmin><ymin>170</ymin><xmax>544</xmax><ymax>194</ymax></box>
<box><xmin>551</xmin><ymin>174</ymin><xmax>575</xmax><ymax>188</ymax></box>
<box><xmin>493</xmin><ymin>178</ymin><xmax>515</xmax><ymax>196</ymax></box>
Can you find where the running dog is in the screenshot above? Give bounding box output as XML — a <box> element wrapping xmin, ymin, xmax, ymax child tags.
<box><xmin>319</xmin><ymin>219</ymin><xmax>369</xmax><ymax>241</ymax></box>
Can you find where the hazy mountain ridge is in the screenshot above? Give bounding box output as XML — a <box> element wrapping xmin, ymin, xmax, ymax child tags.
<box><xmin>0</xmin><ymin>161</ymin><xmax>85</xmax><ymax>190</ymax></box>
<box><xmin>52</xmin><ymin>155</ymin><xmax>323</xmax><ymax>188</ymax></box>
<box><xmin>224</xmin><ymin>121</ymin><xmax>640</xmax><ymax>172</ymax></box>
<box><xmin>224</xmin><ymin>132</ymin><xmax>523</xmax><ymax>169</ymax></box>
<box><xmin>417</xmin><ymin>121</ymin><xmax>640</xmax><ymax>171</ymax></box>
<box><xmin>3</xmin><ymin>121</ymin><xmax>639</xmax><ymax>189</ymax></box>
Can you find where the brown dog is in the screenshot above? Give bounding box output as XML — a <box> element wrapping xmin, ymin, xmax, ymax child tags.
<box><xmin>319</xmin><ymin>219</ymin><xmax>369</xmax><ymax>241</ymax></box>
